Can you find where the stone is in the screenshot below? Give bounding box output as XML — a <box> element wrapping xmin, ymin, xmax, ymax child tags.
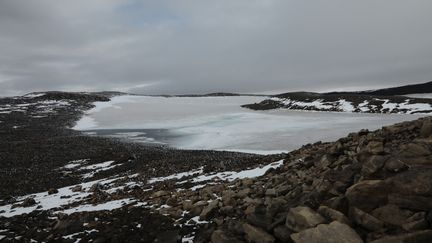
<box><xmin>361</xmin><ymin>156</ymin><xmax>387</xmax><ymax>176</ymax></box>
<box><xmin>246</xmin><ymin>204</ymin><xmax>272</xmax><ymax>229</ymax></box>
<box><xmin>371</xmin><ymin>204</ymin><xmax>412</xmax><ymax>226</ymax></box>
<box><xmin>351</xmin><ymin>207</ymin><xmax>384</xmax><ymax>231</ymax></box>
<box><xmin>154</xmin><ymin>230</ymin><xmax>179</xmax><ymax>243</ymax></box>
<box><xmin>402</xmin><ymin>218</ymin><xmax>428</xmax><ymax>232</ymax></box>
<box><xmin>210</xmin><ymin>230</ymin><xmax>244</xmax><ymax>243</ymax></box>
<box><xmin>290</xmin><ymin>221</ymin><xmax>363</xmax><ymax>243</ymax></box>
<box><xmin>237</xmin><ymin>188</ymin><xmax>252</xmax><ymax>198</ymax></box>
<box><xmin>22</xmin><ymin>197</ymin><xmax>36</xmax><ymax>207</ymax></box>
<box><xmin>402</xmin><ymin>212</ymin><xmax>428</xmax><ymax>231</ymax></box>
<box><xmin>388</xmin><ymin>194</ymin><xmax>432</xmax><ymax>211</ymax></box>
<box><xmin>389</xmin><ymin>170</ymin><xmax>432</xmax><ymax>196</ymax></box>
<box><xmin>367</xmin><ymin>141</ymin><xmax>385</xmax><ymax>155</ymax></box>
<box><xmin>182</xmin><ymin>200</ymin><xmax>193</xmax><ymax>211</ymax></box>
<box><xmin>152</xmin><ymin>190</ymin><xmax>170</xmax><ymax>198</ymax></box>
<box><xmin>420</xmin><ymin>119</ymin><xmax>432</xmax><ymax>138</ymax></box>
<box><xmin>200</xmin><ymin>199</ymin><xmax>219</xmax><ymax>220</ymax></box>
<box><xmin>220</xmin><ymin>206</ymin><xmax>234</xmax><ymax>215</ymax></box>
<box><xmin>242</xmin><ymin>223</ymin><xmax>275</xmax><ymax>243</ymax></box>
<box><xmin>384</xmin><ymin>159</ymin><xmax>408</xmax><ymax>173</ymax></box>
<box><xmin>402</xmin><ymin>143</ymin><xmax>431</xmax><ymax>157</ymax></box>
<box><xmin>345</xmin><ymin>180</ymin><xmax>391</xmax><ymax>211</ymax></box>
<box><xmin>369</xmin><ymin>230</ymin><xmax>432</xmax><ymax>243</ymax></box>
<box><xmin>48</xmin><ymin>188</ymin><xmax>58</xmax><ymax>195</ymax></box>
<box><xmin>286</xmin><ymin>206</ymin><xmax>326</xmax><ymax>232</ymax></box>
<box><xmin>273</xmin><ymin>225</ymin><xmax>292</xmax><ymax>243</ymax></box>
<box><xmin>317</xmin><ymin>206</ymin><xmax>350</xmax><ymax>225</ymax></box>
<box><xmin>265</xmin><ymin>189</ymin><xmax>276</xmax><ymax>197</ymax></box>
<box><xmin>71</xmin><ymin>185</ymin><xmax>82</xmax><ymax>192</ymax></box>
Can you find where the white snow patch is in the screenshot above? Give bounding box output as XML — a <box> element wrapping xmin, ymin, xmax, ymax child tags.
<box><xmin>23</xmin><ymin>93</ymin><xmax>45</xmax><ymax>98</ymax></box>
<box><xmin>358</xmin><ymin>100</ymin><xmax>370</xmax><ymax>112</ymax></box>
<box><xmin>337</xmin><ymin>99</ymin><xmax>355</xmax><ymax>112</ymax></box>
<box><xmin>62</xmin><ymin>159</ymin><xmax>89</xmax><ymax>169</ymax></box>
<box><xmin>0</xmin><ymin>175</ymin><xmax>131</xmax><ymax>217</ymax></box>
<box><xmin>62</xmin><ymin>198</ymin><xmax>135</xmax><ymax>214</ymax></box>
<box><xmin>189</xmin><ymin>160</ymin><xmax>283</xmax><ymax>183</ymax></box>
<box><xmin>147</xmin><ymin>167</ymin><xmax>204</xmax><ymax>184</ymax></box>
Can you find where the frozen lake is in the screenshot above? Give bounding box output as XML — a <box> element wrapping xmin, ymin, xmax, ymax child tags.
<box><xmin>74</xmin><ymin>95</ymin><xmax>424</xmax><ymax>154</ymax></box>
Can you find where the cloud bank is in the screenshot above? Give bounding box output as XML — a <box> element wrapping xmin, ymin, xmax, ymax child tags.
<box><xmin>1</xmin><ymin>0</ymin><xmax>432</xmax><ymax>96</ymax></box>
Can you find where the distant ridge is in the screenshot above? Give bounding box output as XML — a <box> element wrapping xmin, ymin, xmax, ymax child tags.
<box><xmin>242</xmin><ymin>80</ymin><xmax>432</xmax><ymax>114</ymax></box>
<box><xmin>326</xmin><ymin>80</ymin><xmax>432</xmax><ymax>96</ymax></box>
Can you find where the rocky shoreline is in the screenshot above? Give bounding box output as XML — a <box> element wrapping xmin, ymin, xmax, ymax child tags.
<box><xmin>1</xmin><ymin>92</ymin><xmax>432</xmax><ymax>242</ymax></box>
<box><xmin>242</xmin><ymin>92</ymin><xmax>432</xmax><ymax>114</ymax></box>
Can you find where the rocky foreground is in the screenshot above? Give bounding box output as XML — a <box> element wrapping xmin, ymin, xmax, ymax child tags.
<box><xmin>1</xmin><ymin>92</ymin><xmax>432</xmax><ymax>242</ymax></box>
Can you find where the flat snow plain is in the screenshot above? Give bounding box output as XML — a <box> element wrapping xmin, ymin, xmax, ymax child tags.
<box><xmin>74</xmin><ymin>95</ymin><xmax>424</xmax><ymax>154</ymax></box>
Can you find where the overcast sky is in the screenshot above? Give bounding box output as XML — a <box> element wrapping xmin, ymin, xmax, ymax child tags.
<box><xmin>1</xmin><ymin>0</ymin><xmax>432</xmax><ymax>96</ymax></box>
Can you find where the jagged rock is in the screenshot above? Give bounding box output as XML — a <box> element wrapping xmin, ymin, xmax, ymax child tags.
<box><xmin>323</xmin><ymin>196</ymin><xmax>349</xmax><ymax>213</ymax></box>
<box><xmin>71</xmin><ymin>185</ymin><xmax>82</xmax><ymax>192</ymax></box>
<box><xmin>182</xmin><ymin>200</ymin><xmax>193</xmax><ymax>211</ymax></box>
<box><xmin>317</xmin><ymin>206</ymin><xmax>350</xmax><ymax>225</ymax></box>
<box><xmin>200</xmin><ymin>200</ymin><xmax>219</xmax><ymax>220</ymax></box>
<box><xmin>152</xmin><ymin>190</ymin><xmax>170</xmax><ymax>198</ymax></box>
<box><xmin>384</xmin><ymin>159</ymin><xmax>408</xmax><ymax>173</ymax></box>
<box><xmin>402</xmin><ymin>212</ymin><xmax>428</xmax><ymax>231</ymax></box>
<box><xmin>242</xmin><ymin>223</ymin><xmax>275</xmax><ymax>243</ymax></box>
<box><xmin>222</xmin><ymin>190</ymin><xmax>236</xmax><ymax>206</ymax></box>
<box><xmin>390</xmin><ymin>170</ymin><xmax>432</xmax><ymax>196</ymax></box>
<box><xmin>367</xmin><ymin>141</ymin><xmax>385</xmax><ymax>155</ymax></box>
<box><xmin>237</xmin><ymin>188</ymin><xmax>252</xmax><ymax>198</ymax></box>
<box><xmin>265</xmin><ymin>189</ymin><xmax>276</xmax><ymax>197</ymax></box>
<box><xmin>220</xmin><ymin>206</ymin><xmax>234</xmax><ymax>215</ymax></box>
<box><xmin>290</xmin><ymin>221</ymin><xmax>363</xmax><ymax>243</ymax></box>
<box><xmin>154</xmin><ymin>230</ymin><xmax>179</xmax><ymax>243</ymax></box>
<box><xmin>22</xmin><ymin>197</ymin><xmax>36</xmax><ymax>207</ymax></box>
<box><xmin>371</xmin><ymin>204</ymin><xmax>413</xmax><ymax>226</ymax></box>
<box><xmin>369</xmin><ymin>230</ymin><xmax>432</xmax><ymax>243</ymax></box>
<box><xmin>273</xmin><ymin>225</ymin><xmax>293</xmax><ymax>243</ymax></box>
<box><xmin>286</xmin><ymin>206</ymin><xmax>326</xmax><ymax>232</ymax></box>
<box><xmin>351</xmin><ymin>207</ymin><xmax>384</xmax><ymax>231</ymax></box>
<box><xmin>401</xmin><ymin>143</ymin><xmax>431</xmax><ymax>157</ymax></box>
<box><xmin>246</xmin><ymin>204</ymin><xmax>272</xmax><ymax>229</ymax></box>
<box><xmin>345</xmin><ymin>180</ymin><xmax>391</xmax><ymax>211</ymax></box>
<box><xmin>419</xmin><ymin>119</ymin><xmax>432</xmax><ymax>138</ymax></box>
<box><xmin>48</xmin><ymin>188</ymin><xmax>58</xmax><ymax>195</ymax></box>
<box><xmin>211</xmin><ymin>230</ymin><xmax>244</xmax><ymax>243</ymax></box>
<box><xmin>388</xmin><ymin>194</ymin><xmax>432</xmax><ymax>211</ymax></box>
<box><xmin>420</xmin><ymin>119</ymin><xmax>432</xmax><ymax>138</ymax></box>
<box><xmin>361</xmin><ymin>156</ymin><xmax>387</xmax><ymax>176</ymax></box>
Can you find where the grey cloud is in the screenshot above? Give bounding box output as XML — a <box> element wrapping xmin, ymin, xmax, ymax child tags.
<box><xmin>1</xmin><ymin>0</ymin><xmax>432</xmax><ymax>96</ymax></box>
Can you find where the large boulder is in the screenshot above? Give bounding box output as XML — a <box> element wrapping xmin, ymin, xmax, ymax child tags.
<box><xmin>290</xmin><ymin>221</ymin><xmax>363</xmax><ymax>243</ymax></box>
<box><xmin>361</xmin><ymin>156</ymin><xmax>387</xmax><ymax>176</ymax></box>
<box><xmin>371</xmin><ymin>204</ymin><xmax>413</xmax><ymax>226</ymax></box>
<box><xmin>211</xmin><ymin>230</ymin><xmax>245</xmax><ymax>243</ymax></box>
<box><xmin>200</xmin><ymin>200</ymin><xmax>219</xmax><ymax>220</ymax></box>
<box><xmin>317</xmin><ymin>206</ymin><xmax>350</xmax><ymax>225</ymax></box>
<box><xmin>419</xmin><ymin>119</ymin><xmax>432</xmax><ymax>138</ymax></box>
<box><xmin>286</xmin><ymin>206</ymin><xmax>326</xmax><ymax>232</ymax></box>
<box><xmin>351</xmin><ymin>207</ymin><xmax>384</xmax><ymax>231</ymax></box>
<box><xmin>388</xmin><ymin>194</ymin><xmax>432</xmax><ymax>211</ymax></box>
<box><xmin>369</xmin><ymin>230</ymin><xmax>432</xmax><ymax>243</ymax></box>
<box><xmin>345</xmin><ymin>180</ymin><xmax>392</xmax><ymax>211</ymax></box>
<box><xmin>389</xmin><ymin>169</ymin><xmax>432</xmax><ymax>196</ymax></box>
<box><xmin>242</xmin><ymin>223</ymin><xmax>275</xmax><ymax>243</ymax></box>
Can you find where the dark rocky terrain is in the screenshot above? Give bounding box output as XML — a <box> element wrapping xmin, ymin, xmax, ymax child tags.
<box><xmin>1</xmin><ymin>91</ymin><xmax>432</xmax><ymax>242</ymax></box>
<box><xmin>0</xmin><ymin>92</ymin><xmax>278</xmax><ymax>242</ymax></box>
<box><xmin>242</xmin><ymin>82</ymin><xmax>432</xmax><ymax>114</ymax></box>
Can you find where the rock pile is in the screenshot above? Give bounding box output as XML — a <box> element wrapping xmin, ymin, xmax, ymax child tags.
<box><xmin>144</xmin><ymin>117</ymin><xmax>432</xmax><ymax>242</ymax></box>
